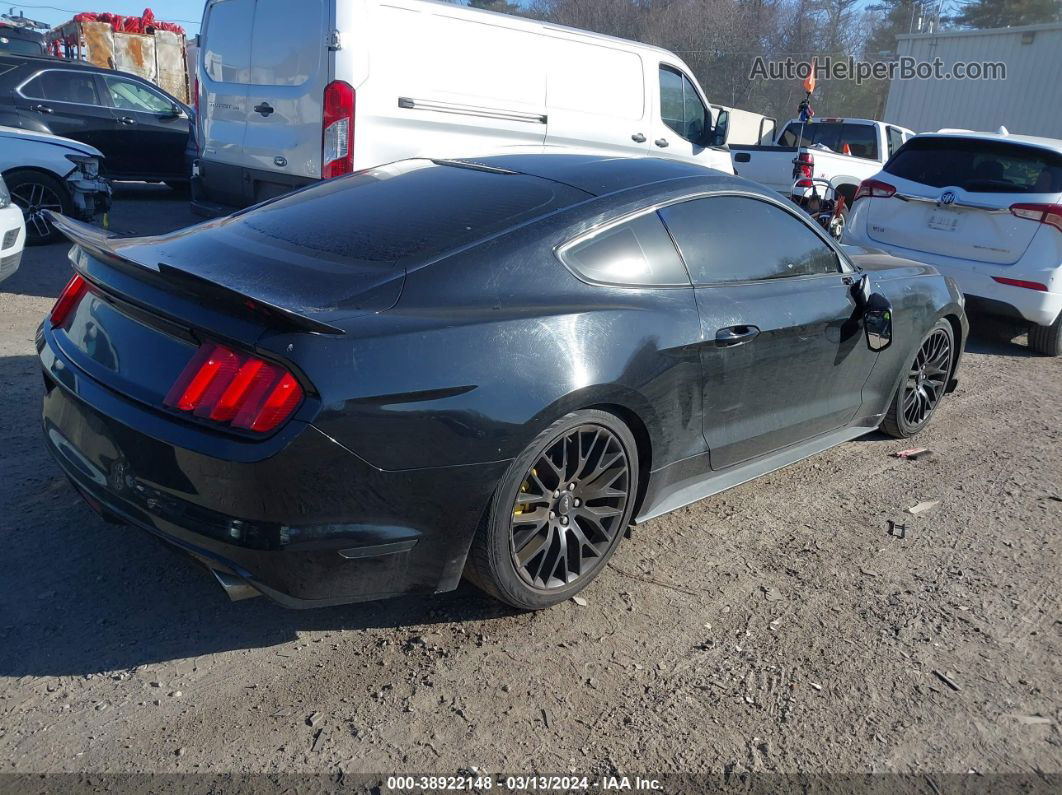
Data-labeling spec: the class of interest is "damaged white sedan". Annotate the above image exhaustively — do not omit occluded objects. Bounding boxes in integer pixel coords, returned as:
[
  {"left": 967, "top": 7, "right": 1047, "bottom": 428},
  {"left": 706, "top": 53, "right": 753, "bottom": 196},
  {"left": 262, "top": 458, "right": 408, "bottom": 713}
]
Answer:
[{"left": 0, "top": 125, "right": 110, "bottom": 245}]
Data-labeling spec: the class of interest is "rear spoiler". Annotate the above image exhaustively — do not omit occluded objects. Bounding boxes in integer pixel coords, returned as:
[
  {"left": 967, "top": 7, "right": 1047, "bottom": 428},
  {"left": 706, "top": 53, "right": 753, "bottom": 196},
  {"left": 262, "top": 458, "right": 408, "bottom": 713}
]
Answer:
[{"left": 47, "top": 212, "right": 345, "bottom": 336}]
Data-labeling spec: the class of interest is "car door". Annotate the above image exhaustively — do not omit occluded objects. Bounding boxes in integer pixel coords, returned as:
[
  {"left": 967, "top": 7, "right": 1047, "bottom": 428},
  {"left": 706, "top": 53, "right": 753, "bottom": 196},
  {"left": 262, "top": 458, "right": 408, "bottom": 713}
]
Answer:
[
  {"left": 13, "top": 68, "right": 116, "bottom": 155},
  {"left": 99, "top": 73, "right": 189, "bottom": 180},
  {"left": 658, "top": 193, "right": 879, "bottom": 471},
  {"left": 652, "top": 64, "right": 730, "bottom": 172}
]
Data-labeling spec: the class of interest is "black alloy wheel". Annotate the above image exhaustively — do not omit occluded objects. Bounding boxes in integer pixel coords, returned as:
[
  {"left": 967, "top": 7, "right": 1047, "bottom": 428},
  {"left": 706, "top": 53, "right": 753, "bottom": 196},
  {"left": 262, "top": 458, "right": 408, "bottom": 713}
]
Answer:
[
  {"left": 466, "top": 410, "right": 639, "bottom": 609},
  {"left": 882, "top": 320, "right": 954, "bottom": 438},
  {"left": 510, "top": 424, "right": 630, "bottom": 589},
  {"left": 6, "top": 170, "right": 72, "bottom": 244}
]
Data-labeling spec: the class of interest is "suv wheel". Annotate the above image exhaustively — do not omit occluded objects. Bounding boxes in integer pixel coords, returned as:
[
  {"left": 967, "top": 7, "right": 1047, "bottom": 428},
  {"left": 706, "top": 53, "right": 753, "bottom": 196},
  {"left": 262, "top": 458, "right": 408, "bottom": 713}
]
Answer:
[
  {"left": 1029, "top": 313, "right": 1061, "bottom": 357},
  {"left": 5, "top": 170, "right": 72, "bottom": 245}
]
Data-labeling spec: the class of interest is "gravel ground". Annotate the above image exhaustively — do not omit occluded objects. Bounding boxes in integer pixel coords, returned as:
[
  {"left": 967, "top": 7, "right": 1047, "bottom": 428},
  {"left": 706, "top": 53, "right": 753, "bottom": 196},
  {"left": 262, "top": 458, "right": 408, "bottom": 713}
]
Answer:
[{"left": 0, "top": 185, "right": 1059, "bottom": 783}]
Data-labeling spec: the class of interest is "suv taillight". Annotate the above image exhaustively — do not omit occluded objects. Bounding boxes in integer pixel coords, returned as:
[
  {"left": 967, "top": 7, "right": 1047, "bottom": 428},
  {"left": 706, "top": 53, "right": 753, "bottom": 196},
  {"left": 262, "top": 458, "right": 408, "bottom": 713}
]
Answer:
[
  {"left": 853, "top": 178, "right": 896, "bottom": 203},
  {"left": 50, "top": 273, "right": 89, "bottom": 328},
  {"left": 322, "top": 80, "right": 354, "bottom": 179},
  {"left": 1010, "top": 203, "right": 1062, "bottom": 234},
  {"left": 164, "top": 342, "right": 304, "bottom": 433}
]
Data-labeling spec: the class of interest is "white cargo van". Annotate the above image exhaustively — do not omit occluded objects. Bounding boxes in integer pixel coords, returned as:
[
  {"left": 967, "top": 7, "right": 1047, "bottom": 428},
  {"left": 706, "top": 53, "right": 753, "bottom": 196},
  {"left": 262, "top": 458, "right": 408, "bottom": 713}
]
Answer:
[{"left": 192, "top": 0, "right": 733, "bottom": 215}]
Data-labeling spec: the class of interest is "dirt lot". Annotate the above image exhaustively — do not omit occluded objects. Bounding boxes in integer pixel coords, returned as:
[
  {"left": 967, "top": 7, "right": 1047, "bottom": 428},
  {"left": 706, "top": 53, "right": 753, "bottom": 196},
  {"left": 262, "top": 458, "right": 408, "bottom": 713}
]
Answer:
[{"left": 0, "top": 185, "right": 1059, "bottom": 783}]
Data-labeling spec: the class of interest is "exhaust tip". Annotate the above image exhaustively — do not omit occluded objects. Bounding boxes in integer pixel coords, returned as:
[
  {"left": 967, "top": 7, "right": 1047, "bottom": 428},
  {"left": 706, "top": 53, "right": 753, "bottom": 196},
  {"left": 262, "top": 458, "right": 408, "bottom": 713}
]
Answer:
[{"left": 211, "top": 569, "right": 261, "bottom": 602}]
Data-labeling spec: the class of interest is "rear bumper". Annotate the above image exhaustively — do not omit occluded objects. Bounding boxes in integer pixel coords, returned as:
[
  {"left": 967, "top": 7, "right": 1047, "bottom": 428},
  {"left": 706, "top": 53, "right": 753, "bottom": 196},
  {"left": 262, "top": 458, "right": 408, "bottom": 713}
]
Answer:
[
  {"left": 845, "top": 219, "right": 1062, "bottom": 327},
  {"left": 38, "top": 328, "right": 507, "bottom": 608},
  {"left": 191, "top": 158, "right": 316, "bottom": 217}
]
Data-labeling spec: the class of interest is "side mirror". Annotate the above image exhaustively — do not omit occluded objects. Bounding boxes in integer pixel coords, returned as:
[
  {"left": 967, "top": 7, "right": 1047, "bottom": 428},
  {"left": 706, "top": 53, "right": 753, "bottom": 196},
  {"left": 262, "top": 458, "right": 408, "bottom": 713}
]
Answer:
[
  {"left": 864, "top": 292, "right": 893, "bottom": 352},
  {"left": 168, "top": 103, "right": 185, "bottom": 118}
]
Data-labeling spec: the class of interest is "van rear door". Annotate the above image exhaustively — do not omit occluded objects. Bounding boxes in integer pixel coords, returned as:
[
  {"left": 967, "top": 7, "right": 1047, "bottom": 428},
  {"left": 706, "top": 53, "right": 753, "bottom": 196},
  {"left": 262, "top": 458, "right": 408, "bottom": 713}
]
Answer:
[{"left": 200, "top": 0, "right": 332, "bottom": 204}]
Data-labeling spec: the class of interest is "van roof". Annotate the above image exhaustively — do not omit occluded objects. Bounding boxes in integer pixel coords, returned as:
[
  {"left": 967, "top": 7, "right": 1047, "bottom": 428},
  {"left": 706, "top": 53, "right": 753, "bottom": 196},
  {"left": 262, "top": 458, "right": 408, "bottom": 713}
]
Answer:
[{"left": 392, "top": 0, "right": 683, "bottom": 62}]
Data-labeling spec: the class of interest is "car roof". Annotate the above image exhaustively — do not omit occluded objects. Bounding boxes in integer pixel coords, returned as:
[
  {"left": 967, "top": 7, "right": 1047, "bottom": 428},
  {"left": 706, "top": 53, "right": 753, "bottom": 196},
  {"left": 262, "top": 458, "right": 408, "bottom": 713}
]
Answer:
[
  {"left": 915, "top": 130, "right": 1062, "bottom": 155},
  {"left": 450, "top": 154, "right": 760, "bottom": 199}
]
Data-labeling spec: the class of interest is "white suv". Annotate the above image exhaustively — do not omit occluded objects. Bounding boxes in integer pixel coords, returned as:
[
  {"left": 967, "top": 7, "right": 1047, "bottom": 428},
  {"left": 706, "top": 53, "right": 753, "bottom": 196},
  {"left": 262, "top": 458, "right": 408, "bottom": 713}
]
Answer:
[
  {"left": 0, "top": 173, "right": 26, "bottom": 283},
  {"left": 843, "top": 130, "right": 1062, "bottom": 355}
]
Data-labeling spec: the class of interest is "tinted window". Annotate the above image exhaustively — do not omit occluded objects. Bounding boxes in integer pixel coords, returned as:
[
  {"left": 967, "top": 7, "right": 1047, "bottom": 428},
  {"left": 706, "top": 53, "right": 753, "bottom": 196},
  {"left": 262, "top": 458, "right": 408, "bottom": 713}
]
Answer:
[
  {"left": 0, "top": 37, "right": 45, "bottom": 56},
  {"left": 660, "top": 196, "right": 840, "bottom": 283},
  {"left": 203, "top": 0, "right": 253, "bottom": 82},
  {"left": 21, "top": 70, "right": 101, "bottom": 105},
  {"left": 563, "top": 213, "right": 689, "bottom": 287},
  {"left": 887, "top": 127, "right": 905, "bottom": 158},
  {"left": 234, "top": 160, "right": 588, "bottom": 263},
  {"left": 659, "top": 67, "right": 707, "bottom": 144},
  {"left": 885, "top": 137, "right": 1062, "bottom": 194},
  {"left": 779, "top": 122, "right": 879, "bottom": 159},
  {"left": 104, "top": 76, "right": 173, "bottom": 112}
]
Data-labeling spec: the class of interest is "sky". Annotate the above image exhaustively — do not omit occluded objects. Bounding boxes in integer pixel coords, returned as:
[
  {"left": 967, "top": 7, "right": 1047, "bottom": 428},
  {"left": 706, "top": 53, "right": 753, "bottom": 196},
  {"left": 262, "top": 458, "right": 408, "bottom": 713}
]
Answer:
[{"left": 4, "top": 1, "right": 209, "bottom": 35}]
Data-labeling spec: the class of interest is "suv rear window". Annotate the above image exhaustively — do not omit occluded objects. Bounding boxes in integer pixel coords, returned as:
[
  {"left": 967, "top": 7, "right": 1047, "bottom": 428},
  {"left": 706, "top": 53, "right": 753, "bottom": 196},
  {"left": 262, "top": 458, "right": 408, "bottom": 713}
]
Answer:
[
  {"left": 233, "top": 160, "right": 589, "bottom": 263},
  {"left": 779, "top": 122, "right": 879, "bottom": 160},
  {"left": 884, "top": 137, "right": 1062, "bottom": 194}
]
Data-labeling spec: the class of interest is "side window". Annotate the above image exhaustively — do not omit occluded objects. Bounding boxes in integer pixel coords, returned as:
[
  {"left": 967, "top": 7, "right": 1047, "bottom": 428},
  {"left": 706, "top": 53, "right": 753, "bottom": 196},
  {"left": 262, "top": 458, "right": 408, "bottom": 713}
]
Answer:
[
  {"left": 561, "top": 212, "right": 690, "bottom": 287},
  {"left": 21, "top": 70, "right": 101, "bottom": 105},
  {"left": 659, "top": 66, "right": 707, "bottom": 144},
  {"left": 659, "top": 196, "right": 841, "bottom": 283},
  {"left": 103, "top": 76, "right": 173, "bottom": 113},
  {"left": 886, "top": 126, "right": 905, "bottom": 158}
]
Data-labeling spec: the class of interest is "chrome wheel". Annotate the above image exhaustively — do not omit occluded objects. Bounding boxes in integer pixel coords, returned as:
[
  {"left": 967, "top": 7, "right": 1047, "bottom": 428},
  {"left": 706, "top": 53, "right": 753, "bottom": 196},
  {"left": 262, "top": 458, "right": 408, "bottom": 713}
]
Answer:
[
  {"left": 901, "top": 327, "right": 951, "bottom": 427},
  {"left": 509, "top": 424, "right": 630, "bottom": 590},
  {"left": 11, "top": 180, "right": 64, "bottom": 242}
]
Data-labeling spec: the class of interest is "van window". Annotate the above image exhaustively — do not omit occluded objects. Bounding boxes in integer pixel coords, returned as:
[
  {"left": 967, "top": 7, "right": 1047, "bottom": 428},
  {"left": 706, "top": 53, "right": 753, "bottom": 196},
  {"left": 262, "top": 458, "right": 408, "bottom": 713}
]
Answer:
[
  {"left": 659, "top": 67, "right": 707, "bottom": 144},
  {"left": 21, "top": 70, "right": 101, "bottom": 105},
  {"left": 248, "top": 0, "right": 326, "bottom": 86},
  {"left": 203, "top": 0, "right": 253, "bottom": 83},
  {"left": 547, "top": 38, "right": 644, "bottom": 120},
  {"left": 562, "top": 213, "right": 690, "bottom": 287},
  {"left": 660, "top": 196, "right": 840, "bottom": 283},
  {"left": 885, "top": 137, "right": 1062, "bottom": 194}
]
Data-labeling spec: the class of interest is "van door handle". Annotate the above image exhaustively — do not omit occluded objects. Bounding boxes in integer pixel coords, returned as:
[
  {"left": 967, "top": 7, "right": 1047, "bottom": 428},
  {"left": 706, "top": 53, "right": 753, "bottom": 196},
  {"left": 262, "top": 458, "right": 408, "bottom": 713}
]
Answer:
[
  {"left": 631, "top": 132, "right": 646, "bottom": 143},
  {"left": 654, "top": 138, "right": 669, "bottom": 148},
  {"left": 31, "top": 104, "right": 53, "bottom": 114},
  {"left": 118, "top": 116, "right": 136, "bottom": 125},
  {"left": 715, "top": 325, "right": 760, "bottom": 347},
  {"left": 254, "top": 102, "right": 274, "bottom": 117}
]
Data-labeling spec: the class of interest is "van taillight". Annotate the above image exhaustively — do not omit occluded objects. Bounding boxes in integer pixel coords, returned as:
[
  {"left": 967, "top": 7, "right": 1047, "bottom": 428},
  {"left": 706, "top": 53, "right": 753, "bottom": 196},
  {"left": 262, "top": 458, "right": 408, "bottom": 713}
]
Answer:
[
  {"left": 322, "top": 80, "right": 354, "bottom": 179},
  {"left": 1010, "top": 203, "right": 1062, "bottom": 234},
  {"left": 164, "top": 342, "right": 304, "bottom": 433},
  {"left": 853, "top": 179, "right": 896, "bottom": 203},
  {"left": 50, "top": 273, "right": 89, "bottom": 328}
]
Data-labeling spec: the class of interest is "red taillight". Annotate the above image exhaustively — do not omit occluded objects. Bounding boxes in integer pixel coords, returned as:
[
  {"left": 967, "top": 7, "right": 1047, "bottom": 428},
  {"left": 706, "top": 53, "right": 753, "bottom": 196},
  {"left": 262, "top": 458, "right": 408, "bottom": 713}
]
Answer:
[
  {"left": 322, "top": 80, "right": 354, "bottom": 179},
  {"left": 793, "top": 151, "right": 813, "bottom": 180},
  {"left": 853, "top": 178, "right": 897, "bottom": 203},
  {"left": 1010, "top": 203, "right": 1062, "bottom": 234},
  {"left": 992, "top": 276, "right": 1048, "bottom": 292},
  {"left": 50, "top": 273, "right": 89, "bottom": 328},
  {"left": 164, "top": 342, "right": 304, "bottom": 433}
]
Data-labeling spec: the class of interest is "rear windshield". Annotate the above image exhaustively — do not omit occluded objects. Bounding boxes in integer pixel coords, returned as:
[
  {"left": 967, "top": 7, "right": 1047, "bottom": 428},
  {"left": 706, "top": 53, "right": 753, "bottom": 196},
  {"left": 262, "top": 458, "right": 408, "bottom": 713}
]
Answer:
[
  {"left": 778, "top": 122, "right": 879, "bottom": 160},
  {"left": 0, "top": 35, "right": 45, "bottom": 56},
  {"left": 232, "top": 160, "right": 589, "bottom": 263},
  {"left": 885, "top": 137, "right": 1062, "bottom": 194}
]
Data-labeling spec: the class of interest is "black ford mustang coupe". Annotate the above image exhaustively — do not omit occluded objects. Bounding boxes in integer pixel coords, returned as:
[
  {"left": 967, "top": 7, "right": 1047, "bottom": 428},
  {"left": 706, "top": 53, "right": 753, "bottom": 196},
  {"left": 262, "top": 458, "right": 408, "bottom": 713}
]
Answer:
[{"left": 39, "top": 155, "right": 967, "bottom": 610}]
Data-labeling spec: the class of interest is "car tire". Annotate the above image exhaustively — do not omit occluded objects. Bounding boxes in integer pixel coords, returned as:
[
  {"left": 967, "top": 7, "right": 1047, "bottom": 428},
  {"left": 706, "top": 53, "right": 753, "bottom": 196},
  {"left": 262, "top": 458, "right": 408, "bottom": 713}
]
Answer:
[
  {"left": 881, "top": 319, "right": 955, "bottom": 439},
  {"left": 465, "top": 409, "right": 639, "bottom": 610},
  {"left": 1028, "top": 313, "right": 1061, "bottom": 357},
  {"left": 5, "top": 169, "right": 73, "bottom": 245}
]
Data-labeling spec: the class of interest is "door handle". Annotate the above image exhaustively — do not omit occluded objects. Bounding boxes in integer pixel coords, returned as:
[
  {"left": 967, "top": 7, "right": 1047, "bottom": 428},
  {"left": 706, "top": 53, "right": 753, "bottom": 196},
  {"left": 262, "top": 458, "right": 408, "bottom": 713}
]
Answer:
[
  {"left": 118, "top": 116, "right": 136, "bottom": 125},
  {"left": 654, "top": 138, "right": 669, "bottom": 148},
  {"left": 631, "top": 132, "right": 646, "bottom": 143},
  {"left": 31, "top": 104, "right": 53, "bottom": 114},
  {"left": 254, "top": 102, "right": 274, "bottom": 117},
  {"left": 715, "top": 325, "right": 760, "bottom": 347}
]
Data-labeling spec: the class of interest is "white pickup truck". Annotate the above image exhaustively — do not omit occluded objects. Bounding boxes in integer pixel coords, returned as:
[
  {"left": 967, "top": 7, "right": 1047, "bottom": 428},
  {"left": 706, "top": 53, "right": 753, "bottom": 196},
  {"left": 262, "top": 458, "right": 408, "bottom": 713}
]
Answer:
[{"left": 730, "top": 117, "right": 915, "bottom": 207}]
